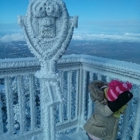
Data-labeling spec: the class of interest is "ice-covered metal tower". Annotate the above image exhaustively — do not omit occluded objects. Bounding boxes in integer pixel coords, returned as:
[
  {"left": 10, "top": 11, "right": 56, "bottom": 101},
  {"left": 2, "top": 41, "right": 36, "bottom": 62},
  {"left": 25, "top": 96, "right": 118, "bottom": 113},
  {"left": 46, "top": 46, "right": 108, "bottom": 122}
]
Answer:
[{"left": 18, "top": 0, "right": 78, "bottom": 139}]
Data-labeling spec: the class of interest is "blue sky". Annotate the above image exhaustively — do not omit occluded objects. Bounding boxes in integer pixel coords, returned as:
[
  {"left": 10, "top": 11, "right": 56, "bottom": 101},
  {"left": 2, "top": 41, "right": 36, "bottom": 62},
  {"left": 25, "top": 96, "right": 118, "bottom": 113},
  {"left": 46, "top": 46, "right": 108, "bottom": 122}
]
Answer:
[{"left": 0, "top": 0, "right": 140, "bottom": 42}]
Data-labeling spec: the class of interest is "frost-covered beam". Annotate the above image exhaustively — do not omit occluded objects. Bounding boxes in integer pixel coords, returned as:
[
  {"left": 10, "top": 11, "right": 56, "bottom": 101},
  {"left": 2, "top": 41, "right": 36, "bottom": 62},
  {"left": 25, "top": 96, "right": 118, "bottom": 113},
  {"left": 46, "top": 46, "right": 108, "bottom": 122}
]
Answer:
[
  {"left": 81, "top": 70, "right": 87, "bottom": 121},
  {"left": 17, "top": 76, "right": 26, "bottom": 135},
  {"left": 132, "top": 86, "right": 140, "bottom": 140},
  {"left": 5, "top": 77, "right": 14, "bottom": 135},
  {"left": 75, "top": 70, "right": 79, "bottom": 120},
  {"left": 0, "top": 58, "right": 39, "bottom": 78},
  {"left": 67, "top": 70, "right": 72, "bottom": 122},
  {"left": 121, "top": 101, "right": 131, "bottom": 140},
  {"left": 59, "top": 55, "right": 140, "bottom": 79},
  {"left": 1, "top": 54, "right": 140, "bottom": 83},
  {"left": 0, "top": 95, "right": 3, "bottom": 134},
  {"left": 60, "top": 55, "right": 140, "bottom": 84},
  {"left": 87, "top": 72, "right": 94, "bottom": 119},
  {"left": 29, "top": 74, "right": 36, "bottom": 131},
  {"left": 0, "top": 58, "right": 39, "bottom": 69}
]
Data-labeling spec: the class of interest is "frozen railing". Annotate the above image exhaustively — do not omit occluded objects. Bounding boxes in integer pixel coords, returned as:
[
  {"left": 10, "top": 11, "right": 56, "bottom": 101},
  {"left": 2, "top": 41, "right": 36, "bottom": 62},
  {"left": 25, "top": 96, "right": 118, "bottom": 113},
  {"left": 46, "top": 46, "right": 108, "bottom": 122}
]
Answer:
[
  {"left": 0, "top": 54, "right": 140, "bottom": 140},
  {"left": 0, "top": 58, "right": 41, "bottom": 140}
]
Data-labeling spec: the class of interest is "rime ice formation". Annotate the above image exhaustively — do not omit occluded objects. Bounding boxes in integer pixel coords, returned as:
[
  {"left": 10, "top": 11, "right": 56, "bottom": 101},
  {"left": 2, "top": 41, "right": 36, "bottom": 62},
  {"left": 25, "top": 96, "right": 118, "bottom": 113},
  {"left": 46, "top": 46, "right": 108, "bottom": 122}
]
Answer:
[
  {"left": 0, "top": 55, "right": 140, "bottom": 139},
  {"left": 18, "top": 0, "right": 78, "bottom": 140},
  {"left": 18, "top": 0, "right": 78, "bottom": 77}
]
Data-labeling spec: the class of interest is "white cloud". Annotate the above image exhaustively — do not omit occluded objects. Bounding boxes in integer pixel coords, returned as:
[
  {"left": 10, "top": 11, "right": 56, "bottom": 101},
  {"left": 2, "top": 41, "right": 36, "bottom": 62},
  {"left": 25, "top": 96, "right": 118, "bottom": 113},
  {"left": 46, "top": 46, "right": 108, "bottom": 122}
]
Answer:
[
  {"left": 72, "top": 33, "right": 140, "bottom": 42},
  {"left": 0, "top": 33, "right": 25, "bottom": 42},
  {"left": 0, "top": 32, "right": 140, "bottom": 43},
  {"left": 124, "top": 33, "right": 140, "bottom": 37}
]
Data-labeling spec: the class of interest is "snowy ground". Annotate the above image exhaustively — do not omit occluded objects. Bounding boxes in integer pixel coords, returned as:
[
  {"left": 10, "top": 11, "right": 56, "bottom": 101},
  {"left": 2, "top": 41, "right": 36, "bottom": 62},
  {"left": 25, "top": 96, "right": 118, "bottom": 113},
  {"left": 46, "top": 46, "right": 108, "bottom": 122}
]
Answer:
[{"left": 57, "top": 131, "right": 88, "bottom": 140}]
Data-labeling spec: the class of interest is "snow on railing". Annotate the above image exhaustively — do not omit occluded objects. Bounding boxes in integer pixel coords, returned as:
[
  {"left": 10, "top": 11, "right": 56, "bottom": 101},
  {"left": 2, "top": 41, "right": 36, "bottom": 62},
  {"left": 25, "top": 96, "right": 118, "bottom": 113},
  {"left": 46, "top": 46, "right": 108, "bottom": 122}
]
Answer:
[
  {"left": 0, "top": 55, "right": 140, "bottom": 140},
  {"left": 0, "top": 58, "right": 41, "bottom": 140},
  {"left": 58, "top": 55, "right": 140, "bottom": 140}
]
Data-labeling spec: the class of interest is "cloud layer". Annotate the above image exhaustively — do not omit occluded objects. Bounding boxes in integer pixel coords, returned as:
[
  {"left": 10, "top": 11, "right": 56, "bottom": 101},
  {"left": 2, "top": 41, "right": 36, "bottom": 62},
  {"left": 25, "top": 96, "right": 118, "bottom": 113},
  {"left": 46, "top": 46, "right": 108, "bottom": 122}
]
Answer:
[
  {"left": 0, "top": 33, "right": 25, "bottom": 42},
  {"left": 0, "top": 32, "right": 140, "bottom": 42},
  {"left": 72, "top": 33, "right": 140, "bottom": 42}
]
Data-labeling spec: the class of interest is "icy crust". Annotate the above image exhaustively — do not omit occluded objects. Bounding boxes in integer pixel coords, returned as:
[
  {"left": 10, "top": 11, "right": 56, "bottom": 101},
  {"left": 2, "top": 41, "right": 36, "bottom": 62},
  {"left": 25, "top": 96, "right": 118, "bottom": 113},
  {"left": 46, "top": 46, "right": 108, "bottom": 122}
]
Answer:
[
  {"left": 0, "top": 55, "right": 140, "bottom": 140},
  {"left": 18, "top": 0, "right": 78, "bottom": 78},
  {"left": 0, "top": 57, "right": 39, "bottom": 69},
  {"left": 18, "top": 0, "right": 78, "bottom": 62},
  {"left": 1, "top": 54, "right": 140, "bottom": 77},
  {"left": 60, "top": 54, "right": 140, "bottom": 70},
  {"left": 59, "top": 54, "right": 140, "bottom": 77}
]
